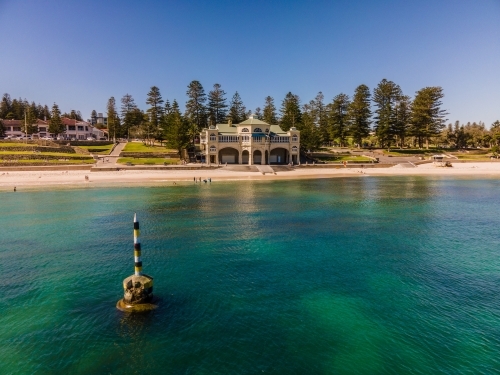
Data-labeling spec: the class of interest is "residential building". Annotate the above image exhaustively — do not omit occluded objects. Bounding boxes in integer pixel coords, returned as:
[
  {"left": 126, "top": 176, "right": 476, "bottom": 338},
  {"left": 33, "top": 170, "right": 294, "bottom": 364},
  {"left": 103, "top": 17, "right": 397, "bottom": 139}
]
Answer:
[{"left": 2, "top": 118, "right": 106, "bottom": 140}]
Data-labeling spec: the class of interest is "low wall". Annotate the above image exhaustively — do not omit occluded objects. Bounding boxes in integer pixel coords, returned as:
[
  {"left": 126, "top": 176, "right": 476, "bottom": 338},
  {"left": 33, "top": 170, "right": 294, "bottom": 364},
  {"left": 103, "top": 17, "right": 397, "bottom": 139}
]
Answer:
[
  {"left": 298, "top": 163, "right": 396, "bottom": 169},
  {"left": 55, "top": 141, "right": 115, "bottom": 147},
  {"left": 91, "top": 165, "right": 221, "bottom": 172}
]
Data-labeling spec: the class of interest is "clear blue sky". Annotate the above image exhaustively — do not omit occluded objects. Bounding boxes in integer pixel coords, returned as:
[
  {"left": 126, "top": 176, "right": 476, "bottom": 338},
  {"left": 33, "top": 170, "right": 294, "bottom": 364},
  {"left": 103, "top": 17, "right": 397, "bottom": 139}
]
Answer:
[{"left": 0, "top": 0, "right": 499, "bottom": 126}]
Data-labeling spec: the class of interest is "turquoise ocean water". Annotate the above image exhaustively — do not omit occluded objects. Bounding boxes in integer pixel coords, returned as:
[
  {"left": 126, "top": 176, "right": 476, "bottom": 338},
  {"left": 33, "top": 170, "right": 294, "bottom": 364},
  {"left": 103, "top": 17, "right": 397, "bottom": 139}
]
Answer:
[{"left": 1, "top": 177, "right": 499, "bottom": 374}]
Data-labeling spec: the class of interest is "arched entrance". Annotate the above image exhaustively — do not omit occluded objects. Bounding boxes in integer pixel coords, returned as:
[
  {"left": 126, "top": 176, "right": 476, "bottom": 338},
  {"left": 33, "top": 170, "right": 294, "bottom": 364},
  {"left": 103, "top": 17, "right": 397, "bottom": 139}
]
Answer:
[
  {"left": 219, "top": 147, "right": 239, "bottom": 164},
  {"left": 265, "top": 150, "right": 269, "bottom": 165},
  {"left": 253, "top": 150, "right": 262, "bottom": 165},
  {"left": 291, "top": 146, "right": 298, "bottom": 164},
  {"left": 242, "top": 150, "right": 249, "bottom": 164},
  {"left": 270, "top": 148, "right": 288, "bottom": 164}
]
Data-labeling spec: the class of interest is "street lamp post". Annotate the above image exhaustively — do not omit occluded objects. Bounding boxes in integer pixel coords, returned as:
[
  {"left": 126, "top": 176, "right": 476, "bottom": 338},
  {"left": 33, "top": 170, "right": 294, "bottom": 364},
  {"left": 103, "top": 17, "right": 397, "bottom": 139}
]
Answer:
[{"left": 24, "top": 109, "right": 27, "bottom": 144}]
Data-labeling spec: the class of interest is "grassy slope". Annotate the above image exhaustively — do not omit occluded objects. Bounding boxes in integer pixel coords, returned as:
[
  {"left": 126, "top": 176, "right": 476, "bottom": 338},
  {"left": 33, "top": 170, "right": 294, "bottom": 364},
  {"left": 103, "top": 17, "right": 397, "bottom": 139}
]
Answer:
[
  {"left": 0, "top": 143, "right": 94, "bottom": 164},
  {"left": 122, "top": 143, "right": 175, "bottom": 153},
  {"left": 8, "top": 159, "right": 95, "bottom": 164},
  {"left": 0, "top": 142, "right": 33, "bottom": 147},
  {"left": 76, "top": 144, "right": 114, "bottom": 155},
  {"left": 117, "top": 158, "right": 179, "bottom": 165},
  {"left": 0, "top": 151, "right": 90, "bottom": 157}
]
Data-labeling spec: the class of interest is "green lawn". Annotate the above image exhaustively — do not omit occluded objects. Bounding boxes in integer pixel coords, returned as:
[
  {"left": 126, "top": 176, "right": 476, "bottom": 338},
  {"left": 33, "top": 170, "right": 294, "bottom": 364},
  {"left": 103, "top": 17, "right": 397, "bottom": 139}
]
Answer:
[
  {"left": 0, "top": 159, "right": 95, "bottom": 165},
  {"left": 0, "top": 142, "right": 34, "bottom": 147},
  {"left": 454, "top": 155, "right": 493, "bottom": 160},
  {"left": 122, "top": 143, "right": 174, "bottom": 153},
  {"left": 383, "top": 149, "right": 443, "bottom": 156},
  {"left": 0, "top": 151, "right": 85, "bottom": 157},
  {"left": 77, "top": 144, "right": 114, "bottom": 154},
  {"left": 117, "top": 157, "right": 180, "bottom": 165}
]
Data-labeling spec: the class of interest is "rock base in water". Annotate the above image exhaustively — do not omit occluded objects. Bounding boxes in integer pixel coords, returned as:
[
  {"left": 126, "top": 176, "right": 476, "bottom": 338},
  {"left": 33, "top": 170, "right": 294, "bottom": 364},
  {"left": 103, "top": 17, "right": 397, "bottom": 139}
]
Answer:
[
  {"left": 116, "top": 298, "right": 158, "bottom": 312},
  {"left": 117, "top": 273, "right": 157, "bottom": 312}
]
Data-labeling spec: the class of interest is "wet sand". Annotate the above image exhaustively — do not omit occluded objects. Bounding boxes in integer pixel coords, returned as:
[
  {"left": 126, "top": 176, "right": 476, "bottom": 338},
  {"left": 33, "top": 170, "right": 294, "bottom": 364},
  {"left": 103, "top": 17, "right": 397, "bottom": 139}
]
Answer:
[{"left": 1, "top": 162, "right": 500, "bottom": 190}]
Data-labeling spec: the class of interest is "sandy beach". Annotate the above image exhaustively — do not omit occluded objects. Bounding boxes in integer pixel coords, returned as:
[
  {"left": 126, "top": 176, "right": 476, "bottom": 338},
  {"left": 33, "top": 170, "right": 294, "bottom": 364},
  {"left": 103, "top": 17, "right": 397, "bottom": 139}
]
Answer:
[{"left": 0, "top": 162, "right": 499, "bottom": 189}]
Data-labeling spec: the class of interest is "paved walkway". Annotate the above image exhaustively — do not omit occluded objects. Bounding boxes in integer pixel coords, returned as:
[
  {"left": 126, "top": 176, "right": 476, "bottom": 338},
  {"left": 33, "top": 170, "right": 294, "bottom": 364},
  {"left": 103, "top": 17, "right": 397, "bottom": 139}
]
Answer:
[
  {"left": 109, "top": 142, "right": 126, "bottom": 156},
  {"left": 93, "top": 142, "right": 125, "bottom": 167}
]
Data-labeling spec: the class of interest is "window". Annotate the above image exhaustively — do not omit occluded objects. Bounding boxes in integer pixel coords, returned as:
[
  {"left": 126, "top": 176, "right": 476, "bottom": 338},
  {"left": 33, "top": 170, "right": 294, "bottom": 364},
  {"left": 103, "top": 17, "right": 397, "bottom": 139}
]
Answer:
[
  {"left": 219, "top": 135, "right": 239, "bottom": 142},
  {"left": 209, "top": 145, "right": 216, "bottom": 153},
  {"left": 68, "top": 126, "right": 75, "bottom": 131},
  {"left": 271, "top": 136, "right": 290, "bottom": 143},
  {"left": 210, "top": 133, "right": 216, "bottom": 141},
  {"left": 241, "top": 135, "right": 250, "bottom": 142},
  {"left": 254, "top": 128, "right": 262, "bottom": 133},
  {"left": 241, "top": 128, "right": 249, "bottom": 132},
  {"left": 77, "top": 126, "right": 84, "bottom": 131},
  {"left": 292, "top": 146, "right": 298, "bottom": 152},
  {"left": 292, "top": 135, "right": 298, "bottom": 142},
  {"left": 13, "top": 127, "right": 21, "bottom": 131},
  {"left": 265, "top": 129, "right": 269, "bottom": 133}
]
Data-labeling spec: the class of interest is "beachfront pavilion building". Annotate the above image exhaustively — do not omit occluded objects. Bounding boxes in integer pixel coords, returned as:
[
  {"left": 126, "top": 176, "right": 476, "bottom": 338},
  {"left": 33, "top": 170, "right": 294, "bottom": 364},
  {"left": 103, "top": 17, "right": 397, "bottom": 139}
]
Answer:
[{"left": 200, "top": 115, "right": 300, "bottom": 165}]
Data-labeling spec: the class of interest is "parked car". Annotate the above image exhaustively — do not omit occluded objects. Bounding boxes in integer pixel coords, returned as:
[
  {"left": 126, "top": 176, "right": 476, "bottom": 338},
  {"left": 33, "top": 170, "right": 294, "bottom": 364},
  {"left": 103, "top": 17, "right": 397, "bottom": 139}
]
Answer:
[
  {"left": 42, "top": 136, "right": 53, "bottom": 140},
  {"left": 86, "top": 137, "right": 95, "bottom": 141}
]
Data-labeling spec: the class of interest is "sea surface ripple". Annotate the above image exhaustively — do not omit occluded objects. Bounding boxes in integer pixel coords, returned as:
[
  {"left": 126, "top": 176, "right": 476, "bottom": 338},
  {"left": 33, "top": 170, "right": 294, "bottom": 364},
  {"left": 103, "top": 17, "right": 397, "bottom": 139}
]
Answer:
[{"left": 0, "top": 177, "right": 499, "bottom": 374}]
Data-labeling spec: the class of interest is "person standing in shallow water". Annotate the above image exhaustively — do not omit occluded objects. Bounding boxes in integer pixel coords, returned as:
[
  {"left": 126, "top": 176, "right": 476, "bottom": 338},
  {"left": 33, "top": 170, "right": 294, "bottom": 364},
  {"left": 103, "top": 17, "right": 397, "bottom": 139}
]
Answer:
[{"left": 14, "top": 187, "right": 16, "bottom": 192}]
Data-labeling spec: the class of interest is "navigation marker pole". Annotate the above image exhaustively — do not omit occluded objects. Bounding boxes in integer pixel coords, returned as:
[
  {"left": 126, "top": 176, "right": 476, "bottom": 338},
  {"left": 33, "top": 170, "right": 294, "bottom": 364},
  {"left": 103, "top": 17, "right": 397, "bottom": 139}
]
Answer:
[
  {"left": 117, "top": 213, "right": 157, "bottom": 312},
  {"left": 134, "top": 213, "right": 142, "bottom": 276}
]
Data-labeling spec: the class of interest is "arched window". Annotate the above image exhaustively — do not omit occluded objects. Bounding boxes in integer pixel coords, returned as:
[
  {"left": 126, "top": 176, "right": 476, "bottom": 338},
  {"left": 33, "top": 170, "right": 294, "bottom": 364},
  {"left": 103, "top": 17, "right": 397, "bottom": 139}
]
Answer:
[
  {"left": 210, "top": 133, "right": 216, "bottom": 141},
  {"left": 241, "top": 128, "right": 249, "bottom": 132},
  {"left": 292, "top": 146, "right": 298, "bottom": 152},
  {"left": 292, "top": 135, "right": 298, "bottom": 142},
  {"left": 209, "top": 145, "right": 216, "bottom": 153},
  {"left": 254, "top": 128, "right": 262, "bottom": 133},
  {"left": 265, "top": 129, "right": 269, "bottom": 133}
]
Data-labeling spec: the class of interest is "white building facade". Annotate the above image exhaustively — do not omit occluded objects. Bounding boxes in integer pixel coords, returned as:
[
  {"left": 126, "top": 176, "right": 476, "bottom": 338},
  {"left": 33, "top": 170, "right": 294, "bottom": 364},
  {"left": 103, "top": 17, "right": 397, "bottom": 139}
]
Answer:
[
  {"left": 2, "top": 118, "right": 105, "bottom": 140},
  {"left": 200, "top": 116, "right": 300, "bottom": 165}
]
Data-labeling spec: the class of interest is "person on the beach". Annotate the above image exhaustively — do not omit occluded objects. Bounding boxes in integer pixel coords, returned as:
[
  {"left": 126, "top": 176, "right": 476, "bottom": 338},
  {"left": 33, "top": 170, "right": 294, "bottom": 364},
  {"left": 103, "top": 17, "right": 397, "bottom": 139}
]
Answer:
[{"left": 14, "top": 187, "right": 16, "bottom": 192}]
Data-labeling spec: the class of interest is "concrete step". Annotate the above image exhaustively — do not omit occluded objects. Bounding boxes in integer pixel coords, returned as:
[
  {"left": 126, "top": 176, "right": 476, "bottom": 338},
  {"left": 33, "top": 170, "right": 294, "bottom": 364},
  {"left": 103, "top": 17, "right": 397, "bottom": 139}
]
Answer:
[
  {"left": 223, "top": 165, "right": 259, "bottom": 172},
  {"left": 256, "top": 165, "right": 275, "bottom": 174},
  {"left": 393, "top": 162, "right": 417, "bottom": 168},
  {"left": 270, "top": 165, "right": 294, "bottom": 172}
]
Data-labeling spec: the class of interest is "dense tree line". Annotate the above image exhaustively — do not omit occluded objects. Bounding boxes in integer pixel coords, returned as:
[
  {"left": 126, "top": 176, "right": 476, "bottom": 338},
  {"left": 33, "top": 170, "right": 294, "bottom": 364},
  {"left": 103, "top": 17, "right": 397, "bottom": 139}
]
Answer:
[
  {"left": 3, "top": 79, "right": 499, "bottom": 154},
  {"left": 0, "top": 93, "right": 83, "bottom": 122},
  {"left": 99, "top": 79, "right": 500, "bottom": 154}
]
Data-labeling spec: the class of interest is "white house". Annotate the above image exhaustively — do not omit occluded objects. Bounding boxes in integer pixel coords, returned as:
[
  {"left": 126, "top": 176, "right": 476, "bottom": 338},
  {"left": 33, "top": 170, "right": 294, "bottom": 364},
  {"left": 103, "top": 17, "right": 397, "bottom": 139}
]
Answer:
[{"left": 2, "top": 118, "right": 106, "bottom": 140}]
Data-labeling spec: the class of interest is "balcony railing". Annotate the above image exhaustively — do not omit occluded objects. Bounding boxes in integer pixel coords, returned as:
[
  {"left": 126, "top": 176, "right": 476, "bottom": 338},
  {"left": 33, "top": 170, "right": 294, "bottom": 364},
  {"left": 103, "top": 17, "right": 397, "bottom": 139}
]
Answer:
[{"left": 215, "top": 135, "right": 292, "bottom": 143}]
